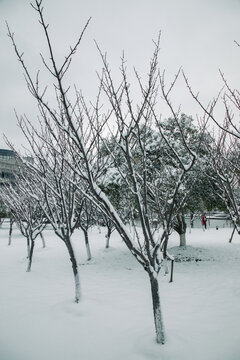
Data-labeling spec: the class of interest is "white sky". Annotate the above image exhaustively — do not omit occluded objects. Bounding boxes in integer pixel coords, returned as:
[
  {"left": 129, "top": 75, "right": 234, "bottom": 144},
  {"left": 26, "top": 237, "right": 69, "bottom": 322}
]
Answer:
[{"left": 0, "top": 0, "right": 240, "bottom": 150}]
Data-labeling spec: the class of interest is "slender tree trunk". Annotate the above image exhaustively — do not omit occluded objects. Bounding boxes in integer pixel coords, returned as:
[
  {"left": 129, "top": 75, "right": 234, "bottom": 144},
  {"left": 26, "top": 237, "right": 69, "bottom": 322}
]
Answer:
[
  {"left": 105, "top": 227, "right": 111, "bottom": 248},
  {"left": 161, "top": 231, "right": 169, "bottom": 259},
  {"left": 8, "top": 218, "right": 13, "bottom": 246},
  {"left": 83, "top": 229, "right": 92, "bottom": 260},
  {"left": 190, "top": 213, "right": 194, "bottom": 228},
  {"left": 65, "top": 238, "right": 81, "bottom": 303},
  {"left": 26, "top": 237, "right": 35, "bottom": 272},
  {"left": 26, "top": 236, "right": 30, "bottom": 258},
  {"left": 40, "top": 232, "right": 46, "bottom": 248},
  {"left": 169, "top": 259, "right": 174, "bottom": 283},
  {"left": 148, "top": 271, "right": 165, "bottom": 344},
  {"left": 163, "top": 257, "right": 169, "bottom": 275},
  {"left": 229, "top": 226, "right": 236, "bottom": 243}
]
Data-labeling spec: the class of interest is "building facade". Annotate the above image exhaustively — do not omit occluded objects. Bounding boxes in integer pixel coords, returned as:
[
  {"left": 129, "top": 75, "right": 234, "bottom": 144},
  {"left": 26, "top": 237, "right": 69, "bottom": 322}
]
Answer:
[
  {"left": 0, "top": 149, "right": 18, "bottom": 184},
  {"left": 0, "top": 149, "right": 24, "bottom": 186}
]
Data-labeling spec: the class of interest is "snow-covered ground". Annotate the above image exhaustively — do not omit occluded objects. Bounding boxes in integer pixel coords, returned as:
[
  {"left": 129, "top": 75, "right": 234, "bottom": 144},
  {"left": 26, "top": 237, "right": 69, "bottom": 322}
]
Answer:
[{"left": 0, "top": 221, "right": 240, "bottom": 360}]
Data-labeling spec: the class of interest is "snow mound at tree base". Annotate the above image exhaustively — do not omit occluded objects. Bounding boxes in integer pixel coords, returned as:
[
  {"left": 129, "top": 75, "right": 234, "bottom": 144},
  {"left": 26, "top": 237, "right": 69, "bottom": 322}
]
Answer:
[{"left": 169, "top": 245, "right": 213, "bottom": 262}]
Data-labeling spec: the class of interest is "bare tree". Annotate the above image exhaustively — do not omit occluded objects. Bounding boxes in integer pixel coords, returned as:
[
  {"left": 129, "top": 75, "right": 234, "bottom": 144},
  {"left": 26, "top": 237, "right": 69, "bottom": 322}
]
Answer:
[
  {"left": 102, "top": 214, "right": 115, "bottom": 249},
  {"left": 0, "top": 202, "right": 7, "bottom": 228},
  {"left": 0, "top": 191, "right": 15, "bottom": 244},
  {"left": 17, "top": 123, "right": 84, "bottom": 302},
  {"left": 92, "top": 50, "right": 198, "bottom": 342},
  {"left": 0, "top": 171, "right": 46, "bottom": 271},
  {"left": 8, "top": 214, "right": 15, "bottom": 246},
  {"left": 184, "top": 46, "right": 240, "bottom": 241},
  {"left": 75, "top": 196, "right": 96, "bottom": 261},
  {"left": 207, "top": 129, "right": 240, "bottom": 238},
  {"left": 8, "top": 1, "right": 200, "bottom": 343},
  {"left": 183, "top": 67, "right": 240, "bottom": 140}
]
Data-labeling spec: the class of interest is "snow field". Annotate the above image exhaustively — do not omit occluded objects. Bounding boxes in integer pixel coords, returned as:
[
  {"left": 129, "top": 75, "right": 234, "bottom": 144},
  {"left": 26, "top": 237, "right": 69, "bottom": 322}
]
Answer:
[{"left": 0, "top": 222, "right": 240, "bottom": 360}]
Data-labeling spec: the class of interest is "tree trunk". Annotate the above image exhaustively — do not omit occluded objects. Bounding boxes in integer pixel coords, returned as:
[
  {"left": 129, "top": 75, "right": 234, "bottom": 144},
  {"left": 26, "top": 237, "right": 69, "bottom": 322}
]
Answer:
[
  {"left": 40, "top": 232, "right": 46, "bottom": 248},
  {"left": 148, "top": 271, "right": 165, "bottom": 344},
  {"left": 173, "top": 213, "right": 187, "bottom": 247},
  {"left": 8, "top": 218, "right": 13, "bottom": 246},
  {"left": 169, "top": 259, "right": 174, "bottom": 283},
  {"left": 229, "top": 226, "right": 236, "bottom": 243},
  {"left": 180, "top": 233, "right": 186, "bottom": 247},
  {"left": 26, "top": 237, "right": 35, "bottom": 272},
  {"left": 26, "top": 236, "right": 30, "bottom": 258},
  {"left": 83, "top": 229, "right": 92, "bottom": 261},
  {"left": 65, "top": 238, "right": 81, "bottom": 303},
  {"left": 163, "top": 258, "right": 169, "bottom": 275},
  {"left": 161, "top": 231, "right": 169, "bottom": 259},
  {"left": 105, "top": 227, "right": 111, "bottom": 248},
  {"left": 190, "top": 213, "right": 194, "bottom": 228}
]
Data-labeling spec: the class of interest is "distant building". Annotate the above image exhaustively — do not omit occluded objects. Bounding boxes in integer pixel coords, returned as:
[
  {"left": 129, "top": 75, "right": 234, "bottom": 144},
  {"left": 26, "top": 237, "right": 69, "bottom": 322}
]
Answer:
[{"left": 0, "top": 148, "right": 32, "bottom": 186}]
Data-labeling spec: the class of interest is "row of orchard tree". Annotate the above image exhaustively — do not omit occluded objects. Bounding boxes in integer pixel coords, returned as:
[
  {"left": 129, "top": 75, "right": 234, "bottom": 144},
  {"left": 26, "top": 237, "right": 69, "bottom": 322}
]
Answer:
[{"left": 0, "top": 0, "right": 240, "bottom": 345}]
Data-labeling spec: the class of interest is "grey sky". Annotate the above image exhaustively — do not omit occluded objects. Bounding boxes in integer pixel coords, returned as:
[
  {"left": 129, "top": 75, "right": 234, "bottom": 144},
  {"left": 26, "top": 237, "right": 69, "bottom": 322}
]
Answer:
[{"left": 0, "top": 0, "right": 240, "bottom": 150}]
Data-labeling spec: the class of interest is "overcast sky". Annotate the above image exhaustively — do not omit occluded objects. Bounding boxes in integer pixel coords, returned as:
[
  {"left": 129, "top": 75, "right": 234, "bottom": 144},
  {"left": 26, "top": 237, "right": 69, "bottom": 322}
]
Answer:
[{"left": 0, "top": 0, "right": 240, "bottom": 150}]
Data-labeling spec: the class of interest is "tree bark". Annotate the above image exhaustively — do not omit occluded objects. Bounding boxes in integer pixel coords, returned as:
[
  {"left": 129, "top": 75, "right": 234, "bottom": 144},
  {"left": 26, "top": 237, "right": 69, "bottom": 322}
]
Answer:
[
  {"left": 148, "top": 271, "right": 165, "bottom": 344},
  {"left": 180, "top": 233, "right": 186, "bottom": 247},
  {"left": 229, "top": 226, "right": 236, "bottom": 243},
  {"left": 163, "top": 258, "right": 169, "bottom": 275},
  {"left": 83, "top": 229, "right": 92, "bottom": 260},
  {"left": 26, "top": 238, "right": 35, "bottom": 272},
  {"left": 105, "top": 227, "right": 111, "bottom": 248},
  {"left": 169, "top": 260, "right": 174, "bottom": 283},
  {"left": 8, "top": 218, "right": 13, "bottom": 246},
  {"left": 65, "top": 238, "right": 81, "bottom": 303},
  {"left": 26, "top": 236, "right": 30, "bottom": 259},
  {"left": 173, "top": 213, "right": 187, "bottom": 247},
  {"left": 40, "top": 232, "right": 46, "bottom": 248}
]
